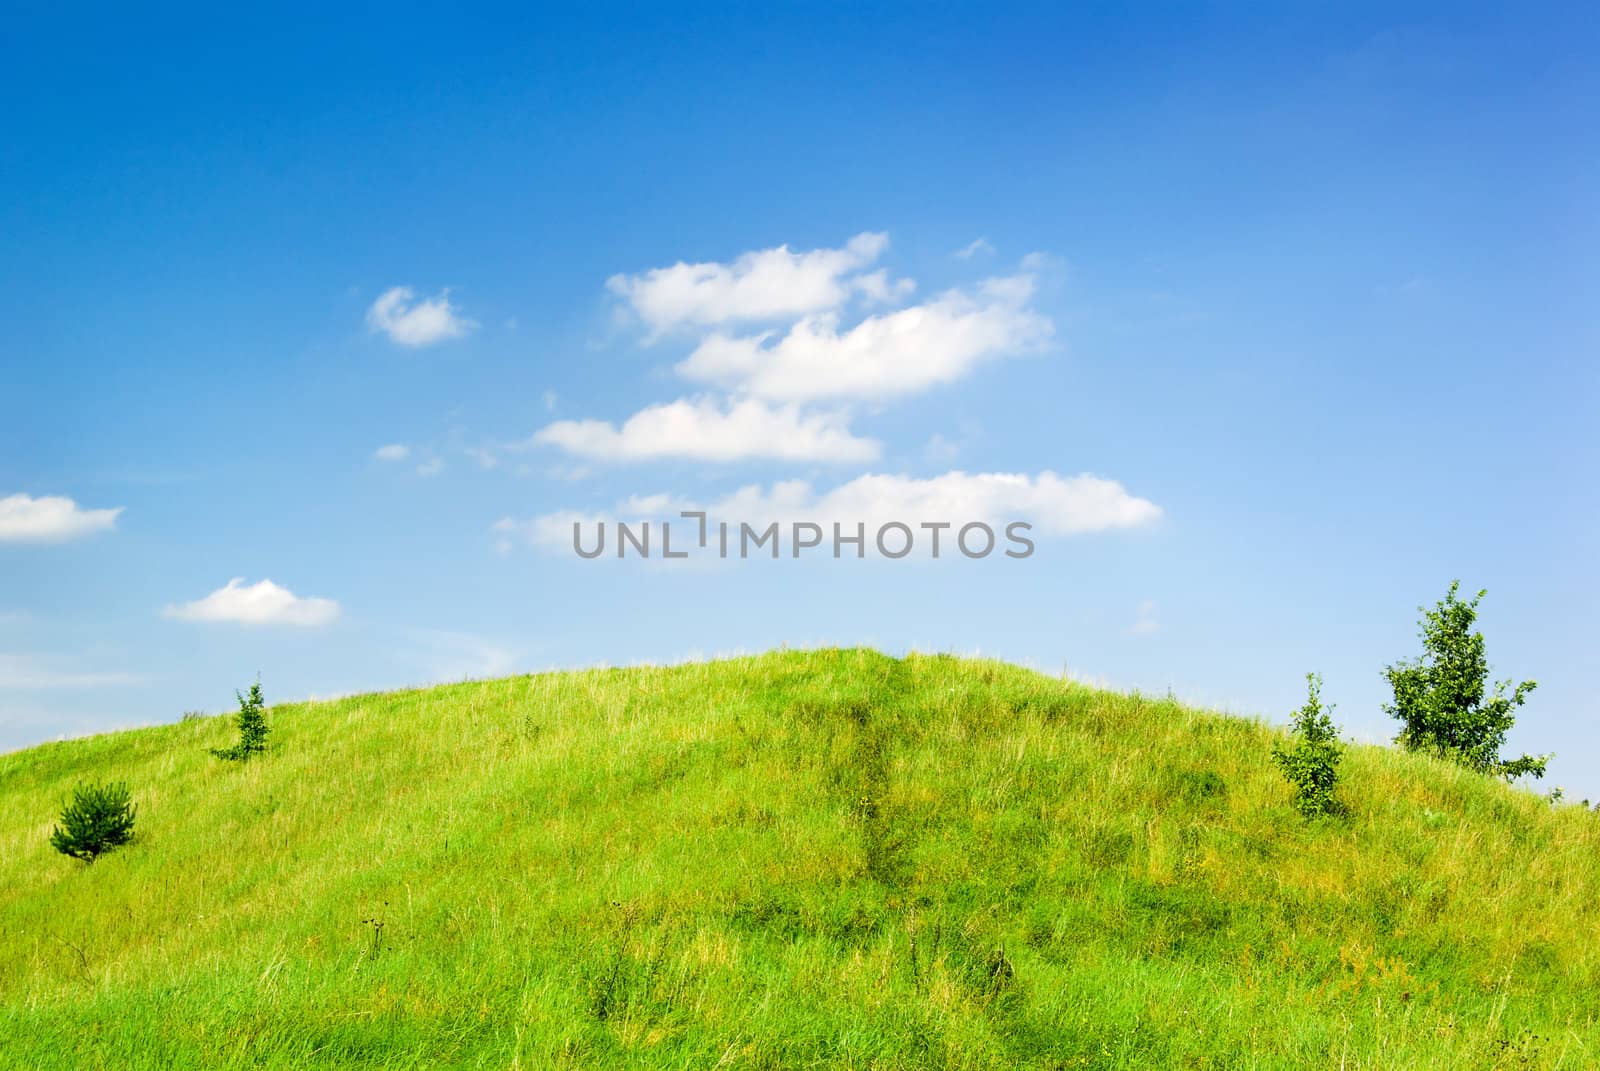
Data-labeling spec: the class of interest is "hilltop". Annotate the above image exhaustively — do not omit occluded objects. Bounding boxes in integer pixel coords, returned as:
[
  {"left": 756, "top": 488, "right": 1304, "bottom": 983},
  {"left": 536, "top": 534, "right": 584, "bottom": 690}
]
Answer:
[{"left": 0, "top": 648, "right": 1596, "bottom": 1069}]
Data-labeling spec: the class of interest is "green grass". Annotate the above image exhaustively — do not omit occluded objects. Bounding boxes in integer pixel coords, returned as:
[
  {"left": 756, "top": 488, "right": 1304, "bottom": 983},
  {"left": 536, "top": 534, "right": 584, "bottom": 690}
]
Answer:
[{"left": 1, "top": 648, "right": 1596, "bottom": 1069}]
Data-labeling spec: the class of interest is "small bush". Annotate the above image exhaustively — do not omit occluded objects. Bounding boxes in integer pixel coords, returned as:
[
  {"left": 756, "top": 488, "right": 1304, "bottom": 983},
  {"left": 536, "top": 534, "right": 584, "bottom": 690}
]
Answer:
[
  {"left": 212, "top": 679, "right": 270, "bottom": 761},
  {"left": 50, "top": 781, "right": 137, "bottom": 862},
  {"left": 1272, "top": 674, "right": 1344, "bottom": 818}
]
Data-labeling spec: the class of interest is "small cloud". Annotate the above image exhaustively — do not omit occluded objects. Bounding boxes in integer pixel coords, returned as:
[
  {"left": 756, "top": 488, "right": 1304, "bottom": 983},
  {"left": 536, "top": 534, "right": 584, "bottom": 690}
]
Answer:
[
  {"left": 1129, "top": 600, "right": 1160, "bottom": 636},
  {"left": 366, "top": 286, "right": 477, "bottom": 347},
  {"left": 542, "top": 390, "right": 559, "bottom": 412},
  {"left": 464, "top": 446, "right": 499, "bottom": 470},
  {"left": 0, "top": 493, "right": 123, "bottom": 543},
  {"left": 374, "top": 443, "right": 411, "bottom": 462},
  {"left": 416, "top": 457, "right": 445, "bottom": 477},
  {"left": 678, "top": 273, "right": 1052, "bottom": 404},
  {"left": 530, "top": 397, "right": 880, "bottom": 464},
  {"left": 165, "top": 578, "right": 340, "bottom": 627},
  {"left": 954, "top": 237, "right": 994, "bottom": 260},
  {"left": 607, "top": 232, "right": 898, "bottom": 335}
]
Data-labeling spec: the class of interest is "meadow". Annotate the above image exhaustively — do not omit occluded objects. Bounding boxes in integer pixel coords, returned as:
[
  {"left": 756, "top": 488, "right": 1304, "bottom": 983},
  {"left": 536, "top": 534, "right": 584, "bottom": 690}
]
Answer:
[{"left": 0, "top": 648, "right": 1595, "bottom": 1069}]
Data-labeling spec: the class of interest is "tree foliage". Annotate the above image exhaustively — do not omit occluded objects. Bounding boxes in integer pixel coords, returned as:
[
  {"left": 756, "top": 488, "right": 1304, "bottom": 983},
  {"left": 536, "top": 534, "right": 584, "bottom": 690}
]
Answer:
[
  {"left": 1384, "top": 581, "right": 1547, "bottom": 780},
  {"left": 212, "top": 679, "right": 271, "bottom": 761},
  {"left": 49, "top": 781, "right": 137, "bottom": 862},
  {"left": 1272, "top": 673, "right": 1344, "bottom": 817}
]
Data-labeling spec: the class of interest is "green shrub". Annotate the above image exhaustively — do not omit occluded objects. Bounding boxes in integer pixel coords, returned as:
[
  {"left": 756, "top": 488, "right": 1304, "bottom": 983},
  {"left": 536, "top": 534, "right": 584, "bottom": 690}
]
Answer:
[
  {"left": 1272, "top": 674, "right": 1344, "bottom": 818},
  {"left": 212, "top": 679, "right": 271, "bottom": 761},
  {"left": 49, "top": 781, "right": 137, "bottom": 862},
  {"left": 1384, "top": 582, "right": 1548, "bottom": 780}
]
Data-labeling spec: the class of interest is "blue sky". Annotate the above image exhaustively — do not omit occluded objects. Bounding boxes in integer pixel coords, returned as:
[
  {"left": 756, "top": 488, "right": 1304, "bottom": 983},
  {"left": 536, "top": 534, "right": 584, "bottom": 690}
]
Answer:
[{"left": 3, "top": 4, "right": 1596, "bottom": 793}]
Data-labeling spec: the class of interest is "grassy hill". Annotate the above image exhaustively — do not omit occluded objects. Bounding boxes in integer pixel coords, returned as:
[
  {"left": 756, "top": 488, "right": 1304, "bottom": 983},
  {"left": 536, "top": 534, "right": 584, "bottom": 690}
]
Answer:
[{"left": 1, "top": 648, "right": 1596, "bottom": 1069}]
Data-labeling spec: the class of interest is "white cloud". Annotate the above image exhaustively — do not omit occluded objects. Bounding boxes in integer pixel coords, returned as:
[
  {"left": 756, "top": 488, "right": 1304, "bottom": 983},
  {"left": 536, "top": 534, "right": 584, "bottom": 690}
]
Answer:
[
  {"left": 164, "top": 578, "right": 340, "bottom": 627},
  {"left": 765, "top": 471, "right": 1162, "bottom": 535},
  {"left": 498, "top": 469, "right": 1161, "bottom": 554},
  {"left": 1130, "top": 600, "right": 1161, "bottom": 636},
  {"left": 532, "top": 397, "right": 880, "bottom": 463},
  {"left": 0, "top": 493, "right": 123, "bottom": 543},
  {"left": 677, "top": 273, "right": 1051, "bottom": 403},
  {"left": 607, "top": 232, "right": 901, "bottom": 334},
  {"left": 373, "top": 443, "right": 449, "bottom": 474},
  {"left": 851, "top": 269, "right": 916, "bottom": 305},
  {"left": 366, "top": 286, "right": 476, "bottom": 347},
  {"left": 0, "top": 653, "right": 143, "bottom": 689},
  {"left": 954, "top": 237, "right": 995, "bottom": 259}
]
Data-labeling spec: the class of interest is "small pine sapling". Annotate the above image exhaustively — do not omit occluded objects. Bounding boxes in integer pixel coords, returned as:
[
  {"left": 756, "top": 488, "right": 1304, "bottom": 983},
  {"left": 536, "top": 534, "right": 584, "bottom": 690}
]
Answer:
[{"left": 50, "top": 781, "right": 137, "bottom": 862}]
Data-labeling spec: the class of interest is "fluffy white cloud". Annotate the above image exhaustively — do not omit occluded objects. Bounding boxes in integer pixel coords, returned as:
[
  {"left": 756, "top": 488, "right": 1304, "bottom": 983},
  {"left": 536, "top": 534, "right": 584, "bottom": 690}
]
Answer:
[
  {"left": 374, "top": 443, "right": 410, "bottom": 462},
  {"left": 536, "top": 236, "right": 1056, "bottom": 470},
  {"left": 165, "top": 578, "right": 340, "bottom": 627},
  {"left": 0, "top": 493, "right": 122, "bottom": 543},
  {"left": 366, "top": 286, "right": 476, "bottom": 347},
  {"left": 677, "top": 274, "right": 1051, "bottom": 403},
  {"left": 607, "top": 232, "right": 901, "bottom": 334},
  {"left": 497, "top": 469, "right": 1160, "bottom": 554},
  {"left": 531, "top": 397, "right": 880, "bottom": 463}
]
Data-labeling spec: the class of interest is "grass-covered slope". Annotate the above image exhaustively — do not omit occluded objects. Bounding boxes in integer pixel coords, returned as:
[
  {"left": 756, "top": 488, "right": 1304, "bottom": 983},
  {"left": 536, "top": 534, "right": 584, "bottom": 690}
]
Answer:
[{"left": 1, "top": 648, "right": 1596, "bottom": 1069}]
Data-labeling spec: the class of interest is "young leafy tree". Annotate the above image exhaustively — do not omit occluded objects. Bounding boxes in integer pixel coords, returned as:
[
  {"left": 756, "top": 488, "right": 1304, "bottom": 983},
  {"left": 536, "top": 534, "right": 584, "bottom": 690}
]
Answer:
[
  {"left": 1384, "top": 581, "right": 1547, "bottom": 780},
  {"left": 1272, "top": 673, "right": 1344, "bottom": 817},
  {"left": 50, "top": 781, "right": 137, "bottom": 862},
  {"left": 212, "top": 678, "right": 271, "bottom": 761}
]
